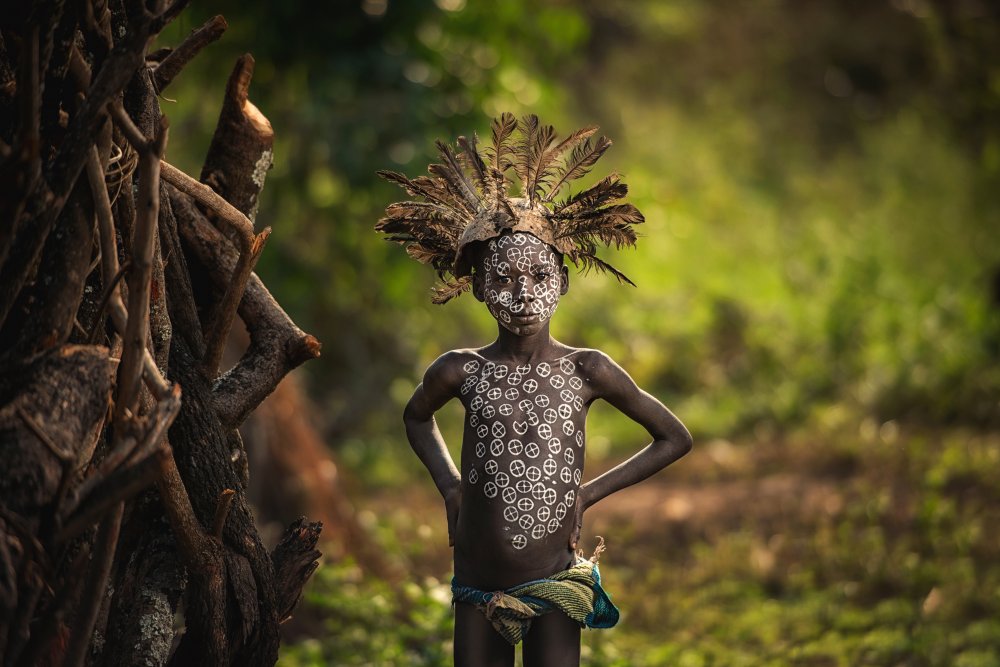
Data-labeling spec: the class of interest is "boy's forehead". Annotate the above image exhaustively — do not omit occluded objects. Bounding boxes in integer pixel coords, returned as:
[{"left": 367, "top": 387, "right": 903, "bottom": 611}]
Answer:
[{"left": 483, "top": 233, "right": 558, "bottom": 267}]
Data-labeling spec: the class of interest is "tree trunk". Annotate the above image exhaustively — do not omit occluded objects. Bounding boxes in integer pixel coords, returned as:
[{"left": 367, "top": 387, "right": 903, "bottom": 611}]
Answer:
[{"left": 0, "top": 3, "right": 322, "bottom": 665}]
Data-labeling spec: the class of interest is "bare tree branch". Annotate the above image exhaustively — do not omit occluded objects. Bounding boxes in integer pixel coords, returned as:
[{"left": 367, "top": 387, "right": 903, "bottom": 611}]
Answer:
[
  {"left": 58, "top": 449, "right": 166, "bottom": 544},
  {"left": 63, "top": 501, "right": 123, "bottom": 667},
  {"left": 160, "top": 159, "right": 270, "bottom": 377},
  {"left": 152, "top": 14, "right": 227, "bottom": 93},
  {"left": 171, "top": 191, "right": 321, "bottom": 428},
  {"left": 87, "top": 145, "right": 172, "bottom": 399},
  {"left": 113, "top": 115, "right": 168, "bottom": 428}
]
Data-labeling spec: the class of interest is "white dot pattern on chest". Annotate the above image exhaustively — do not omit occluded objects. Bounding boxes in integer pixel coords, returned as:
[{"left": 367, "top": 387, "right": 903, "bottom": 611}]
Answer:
[{"left": 463, "top": 357, "right": 586, "bottom": 549}]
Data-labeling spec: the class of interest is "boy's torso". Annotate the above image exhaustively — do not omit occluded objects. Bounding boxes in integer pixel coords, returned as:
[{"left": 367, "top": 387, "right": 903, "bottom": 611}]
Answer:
[{"left": 450, "top": 346, "right": 596, "bottom": 589}]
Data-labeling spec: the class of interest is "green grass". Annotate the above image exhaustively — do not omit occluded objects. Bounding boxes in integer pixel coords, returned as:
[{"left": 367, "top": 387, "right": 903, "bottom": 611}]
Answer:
[{"left": 280, "top": 426, "right": 1000, "bottom": 666}]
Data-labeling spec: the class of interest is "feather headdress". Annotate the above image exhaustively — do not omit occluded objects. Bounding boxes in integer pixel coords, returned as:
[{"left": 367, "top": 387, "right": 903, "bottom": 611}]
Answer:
[{"left": 376, "top": 113, "right": 644, "bottom": 303}]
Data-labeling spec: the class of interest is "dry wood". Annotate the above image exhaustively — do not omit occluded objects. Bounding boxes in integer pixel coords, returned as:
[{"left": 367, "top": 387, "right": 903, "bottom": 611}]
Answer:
[
  {"left": 0, "top": 5, "right": 322, "bottom": 663},
  {"left": 153, "top": 15, "right": 228, "bottom": 94},
  {"left": 200, "top": 54, "right": 274, "bottom": 223},
  {"left": 160, "top": 159, "right": 270, "bottom": 376},
  {"left": 272, "top": 518, "right": 322, "bottom": 622},
  {"left": 171, "top": 192, "right": 322, "bottom": 427},
  {"left": 62, "top": 501, "right": 123, "bottom": 667},
  {"left": 113, "top": 115, "right": 167, "bottom": 426},
  {"left": 86, "top": 146, "right": 172, "bottom": 398}
]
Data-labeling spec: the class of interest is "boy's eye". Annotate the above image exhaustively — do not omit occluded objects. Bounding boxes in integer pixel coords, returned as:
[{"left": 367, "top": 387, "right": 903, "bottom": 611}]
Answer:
[
  {"left": 496, "top": 275, "right": 512, "bottom": 284},
  {"left": 535, "top": 272, "right": 550, "bottom": 281}
]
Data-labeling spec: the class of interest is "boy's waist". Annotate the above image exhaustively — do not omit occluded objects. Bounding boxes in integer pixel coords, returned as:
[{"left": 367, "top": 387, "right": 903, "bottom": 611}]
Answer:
[{"left": 453, "top": 532, "right": 575, "bottom": 590}]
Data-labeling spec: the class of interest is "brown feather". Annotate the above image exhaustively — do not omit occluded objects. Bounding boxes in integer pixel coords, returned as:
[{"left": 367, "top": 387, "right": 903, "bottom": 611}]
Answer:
[
  {"left": 431, "top": 275, "right": 473, "bottom": 304},
  {"left": 457, "top": 135, "right": 489, "bottom": 194},
  {"left": 544, "top": 135, "right": 611, "bottom": 203},
  {"left": 572, "top": 252, "right": 636, "bottom": 286},
  {"left": 433, "top": 140, "right": 483, "bottom": 214},
  {"left": 405, "top": 243, "right": 439, "bottom": 265},
  {"left": 379, "top": 169, "right": 468, "bottom": 215},
  {"left": 486, "top": 112, "right": 517, "bottom": 173},
  {"left": 554, "top": 173, "right": 628, "bottom": 215},
  {"left": 513, "top": 114, "right": 540, "bottom": 199}
]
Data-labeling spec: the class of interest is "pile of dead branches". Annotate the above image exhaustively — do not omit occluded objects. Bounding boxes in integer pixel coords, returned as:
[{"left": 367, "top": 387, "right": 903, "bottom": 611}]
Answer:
[{"left": 0, "top": 2, "right": 322, "bottom": 665}]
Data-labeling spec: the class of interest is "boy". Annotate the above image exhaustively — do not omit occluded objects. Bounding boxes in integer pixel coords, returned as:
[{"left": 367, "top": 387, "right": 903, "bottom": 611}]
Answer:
[{"left": 377, "top": 114, "right": 692, "bottom": 667}]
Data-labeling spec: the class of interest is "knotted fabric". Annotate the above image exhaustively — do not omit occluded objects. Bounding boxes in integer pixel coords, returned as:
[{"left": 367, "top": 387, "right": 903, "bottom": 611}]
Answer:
[{"left": 450, "top": 542, "right": 619, "bottom": 645}]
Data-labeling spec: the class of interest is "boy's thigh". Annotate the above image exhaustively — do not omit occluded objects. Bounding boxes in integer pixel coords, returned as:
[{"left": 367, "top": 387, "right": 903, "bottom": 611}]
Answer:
[
  {"left": 522, "top": 610, "right": 581, "bottom": 667},
  {"left": 454, "top": 602, "right": 514, "bottom": 667}
]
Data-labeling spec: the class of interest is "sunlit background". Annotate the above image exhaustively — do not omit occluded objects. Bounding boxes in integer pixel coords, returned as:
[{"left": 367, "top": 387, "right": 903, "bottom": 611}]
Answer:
[{"left": 159, "top": 1, "right": 999, "bottom": 664}]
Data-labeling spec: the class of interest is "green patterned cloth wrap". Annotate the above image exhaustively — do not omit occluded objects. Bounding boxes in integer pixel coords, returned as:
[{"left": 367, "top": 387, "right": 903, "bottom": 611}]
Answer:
[{"left": 450, "top": 557, "right": 620, "bottom": 645}]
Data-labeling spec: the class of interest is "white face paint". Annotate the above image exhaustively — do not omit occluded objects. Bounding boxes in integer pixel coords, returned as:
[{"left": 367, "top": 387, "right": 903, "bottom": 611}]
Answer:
[
  {"left": 462, "top": 355, "right": 587, "bottom": 550},
  {"left": 479, "top": 233, "right": 564, "bottom": 336}
]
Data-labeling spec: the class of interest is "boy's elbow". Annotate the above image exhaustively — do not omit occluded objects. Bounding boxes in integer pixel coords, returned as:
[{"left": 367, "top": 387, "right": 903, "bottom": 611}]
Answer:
[
  {"left": 402, "top": 400, "right": 421, "bottom": 426},
  {"left": 661, "top": 427, "right": 692, "bottom": 458},
  {"left": 403, "top": 393, "right": 432, "bottom": 426},
  {"left": 677, "top": 430, "right": 693, "bottom": 456}
]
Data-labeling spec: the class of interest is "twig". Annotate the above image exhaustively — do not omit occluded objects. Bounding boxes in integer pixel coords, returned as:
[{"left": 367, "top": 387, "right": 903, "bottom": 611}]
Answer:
[
  {"left": 86, "top": 145, "right": 120, "bottom": 289},
  {"left": 159, "top": 160, "right": 264, "bottom": 377},
  {"left": 160, "top": 160, "right": 254, "bottom": 247},
  {"left": 171, "top": 191, "right": 321, "bottom": 428},
  {"left": 108, "top": 101, "right": 148, "bottom": 152},
  {"left": 155, "top": 448, "right": 214, "bottom": 570},
  {"left": 0, "top": 508, "right": 51, "bottom": 575},
  {"left": 153, "top": 447, "right": 230, "bottom": 665},
  {"left": 15, "top": 544, "right": 91, "bottom": 667},
  {"left": 204, "top": 226, "right": 270, "bottom": 377},
  {"left": 153, "top": 15, "right": 227, "bottom": 94},
  {"left": 87, "top": 145, "right": 171, "bottom": 398},
  {"left": 85, "top": 260, "right": 129, "bottom": 344},
  {"left": 63, "top": 501, "right": 124, "bottom": 667},
  {"left": 211, "top": 488, "right": 236, "bottom": 539},
  {"left": 16, "top": 405, "right": 73, "bottom": 463},
  {"left": 58, "top": 448, "right": 167, "bottom": 543},
  {"left": 0, "top": 25, "right": 41, "bottom": 289},
  {"left": 0, "top": 0, "right": 180, "bottom": 331},
  {"left": 112, "top": 116, "right": 168, "bottom": 427},
  {"left": 4, "top": 563, "right": 43, "bottom": 665},
  {"left": 153, "top": 0, "right": 193, "bottom": 32},
  {"left": 72, "top": 383, "right": 181, "bottom": 507}
]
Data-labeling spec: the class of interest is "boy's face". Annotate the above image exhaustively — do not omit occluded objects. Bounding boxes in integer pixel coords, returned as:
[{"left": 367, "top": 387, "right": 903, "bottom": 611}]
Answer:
[{"left": 476, "top": 233, "right": 567, "bottom": 336}]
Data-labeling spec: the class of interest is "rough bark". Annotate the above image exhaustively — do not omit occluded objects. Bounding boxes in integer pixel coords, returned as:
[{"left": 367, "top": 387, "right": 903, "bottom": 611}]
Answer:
[{"left": 0, "top": 3, "right": 322, "bottom": 665}]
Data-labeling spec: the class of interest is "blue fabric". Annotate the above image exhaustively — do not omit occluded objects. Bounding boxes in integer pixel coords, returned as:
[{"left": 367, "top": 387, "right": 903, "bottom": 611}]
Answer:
[{"left": 450, "top": 559, "right": 619, "bottom": 644}]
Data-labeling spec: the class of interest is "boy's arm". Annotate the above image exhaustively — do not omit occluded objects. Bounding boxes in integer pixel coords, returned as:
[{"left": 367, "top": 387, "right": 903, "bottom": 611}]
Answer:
[
  {"left": 403, "top": 352, "right": 464, "bottom": 545},
  {"left": 571, "top": 351, "right": 693, "bottom": 548}
]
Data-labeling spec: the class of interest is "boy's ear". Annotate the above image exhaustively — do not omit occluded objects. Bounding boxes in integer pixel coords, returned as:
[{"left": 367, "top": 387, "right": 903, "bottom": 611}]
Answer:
[
  {"left": 560, "top": 264, "right": 570, "bottom": 296},
  {"left": 472, "top": 271, "right": 486, "bottom": 302}
]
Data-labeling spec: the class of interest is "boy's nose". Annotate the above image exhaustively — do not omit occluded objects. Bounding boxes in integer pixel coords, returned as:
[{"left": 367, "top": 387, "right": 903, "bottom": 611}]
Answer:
[{"left": 515, "top": 280, "right": 534, "bottom": 302}]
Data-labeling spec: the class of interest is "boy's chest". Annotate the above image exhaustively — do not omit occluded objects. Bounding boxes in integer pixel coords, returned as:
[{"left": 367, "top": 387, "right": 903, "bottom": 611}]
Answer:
[{"left": 457, "top": 357, "right": 588, "bottom": 548}]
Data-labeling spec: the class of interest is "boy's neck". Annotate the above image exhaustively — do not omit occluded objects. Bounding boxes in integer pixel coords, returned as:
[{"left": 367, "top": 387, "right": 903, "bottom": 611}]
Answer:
[{"left": 490, "top": 322, "right": 558, "bottom": 364}]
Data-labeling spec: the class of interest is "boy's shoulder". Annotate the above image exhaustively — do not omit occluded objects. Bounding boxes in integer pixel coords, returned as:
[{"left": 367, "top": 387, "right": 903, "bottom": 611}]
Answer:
[
  {"left": 424, "top": 344, "right": 624, "bottom": 384},
  {"left": 421, "top": 348, "right": 488, "bottom": 388},
  {"left": 557, "top": 345, "right": 619, "bottom": 375},
  {"left": 446, "top": 343, "right": 621, "bottom": 369}
]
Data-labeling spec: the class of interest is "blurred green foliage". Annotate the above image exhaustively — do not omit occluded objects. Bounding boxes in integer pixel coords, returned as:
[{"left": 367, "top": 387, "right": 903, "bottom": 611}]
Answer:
[
  {"left": 160, "top": 1, "right": 1000, "bottom": 479},
  {"left": 157, "top": 0, "right": 1000, "bottom": 662},
  {"left": 278, "top": 426, "right": 1000, "bottom": 666}
]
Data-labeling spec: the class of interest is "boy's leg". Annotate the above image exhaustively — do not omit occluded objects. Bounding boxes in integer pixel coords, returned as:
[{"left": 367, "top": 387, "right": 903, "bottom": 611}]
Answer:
[
  {"left": 522, "top": 611, "right": 581, "bottom": 667},
  {"left": 454, "top": 601, "right": 515, "bottom": 667}
]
